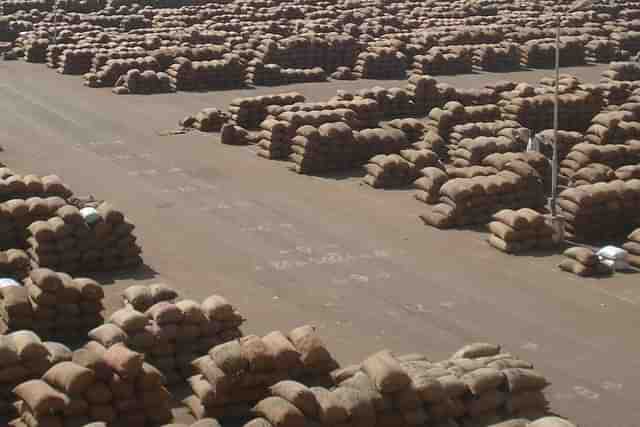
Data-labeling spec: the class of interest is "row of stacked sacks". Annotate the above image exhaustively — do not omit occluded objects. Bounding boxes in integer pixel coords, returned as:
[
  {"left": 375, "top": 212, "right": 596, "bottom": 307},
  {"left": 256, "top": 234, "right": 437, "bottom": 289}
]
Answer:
[
  {"left": 411, "top": 47, "right": 474, "bottom": 76},
  {"left": 559, "top": 247, "right": 612, "bottom": 277},
  {"left": 601, "top": 61, "right": 640, "bottom": 81},
  {"left": 291, "top": 124, "right": 416, "bottom": 175},
  {"left": 426, "top": 102, "right": 502, "bottom": 142},
  {"left": 330, "top": 66, "right": 357, "bottom": 80},
  {"left": 47, "top": 48, "right": 93, "bottom": 75},
  {"left": 623, "top": 228, "right": 640, "bottom": 268},
  {"left": 181, "top": 108, "right": 230, "bottom": 133},
  {"left": 447, "top": 122, "right": 528, "bottom": 168},
  {"left": 611, "top": 31, "right": 640, "bottom": 56},
  {"left": 0, "top": 331, "right": 72, "bottom": 419},
  {"left": 264, "top": 99, "right": 382, "bottom": 129},
  {"left": 11, "top": 343, "right": 173, "bottom": 426},
  {"left": 404, "top": 75, "right": 442, "bottom": 114},
  {"left": 25, "top": 202, "right": 142, "bottom": 273},
  {"left": 474, "top": 43, "right": 521, "bottom": 71},
  {"left": 584, "top": 111, "right": 640, "bottom": 145},
  {"left": 167, "top": 55, "right": 246, "bottom": 91},
  {"left": 245, "top": 342, "right": 554, "bottom": 427},
  {"left": 481, "top": 152, "right": 552, "bottom": 189},
  {"left": 558, "top": 180, "right": 640, "bottom": 242},
  {"left": 112, "top": 69, "right": 173, "bottom": 95},
  {"left": 92, "top": 292, "right": 243, "bottom": 385},
  {"left": 585, "top": 39, "right": 622, "bottom": 63},
  {"left": 534, "top": 130, "right": 583, "bottom": 168},
  {"left": 334, "top": 87, "right": 416, "bottom": 120},
  {"left": 0, "top": 268, "right": 104, "bottom": 339},
  {"left": 247, "top": 62, "right": 327, "bottom": 86},
  {"left": 559, "top": 142, "right": 640, "bottom": 186},
  {"left": 228, "top": 93, "right": 305, "bottom": 129},
  {"left": 0, "top": 170, "right": 72, "bottom": 203},
  {"left": 419, "top": 164, "right": 546, "bottom": 229},
  {"left": 363, "top": 148, "right": 442, "bottom": 189},
  {"left": 84, "top": 56, "right": 161, "bottom": 88},
  {"left": 220, "top": 123, "right": 252, "bottom": 146},
  {"left": 352, "top": 47, "right": 407, "bottom": 79},
  {"left": 184, "top": 325, "right": 338, "bottom": 420},
  {"left": 487, "top": 209, "right": 556, "bottom": 254},
  {"left": 520, "top": 37, "right": 586, "bottom": 68},
  {"left": 257, "top": 108, "right": 363, "bottom": 161},
  {"left": 0, "top": 196, "right": 67, "bottom": 251}
]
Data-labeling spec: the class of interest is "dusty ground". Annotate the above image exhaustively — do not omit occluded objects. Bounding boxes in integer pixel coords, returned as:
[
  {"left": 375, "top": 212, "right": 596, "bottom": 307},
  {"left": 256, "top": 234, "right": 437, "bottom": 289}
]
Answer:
[{"left": 0, "top": 61, "right": 638, "bottom": 426}]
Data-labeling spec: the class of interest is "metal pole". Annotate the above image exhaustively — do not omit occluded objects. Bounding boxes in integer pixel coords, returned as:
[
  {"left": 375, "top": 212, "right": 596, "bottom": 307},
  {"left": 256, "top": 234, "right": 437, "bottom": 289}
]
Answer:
[{"left": 551, "top": 14, "right": 560, "bottom": 217}]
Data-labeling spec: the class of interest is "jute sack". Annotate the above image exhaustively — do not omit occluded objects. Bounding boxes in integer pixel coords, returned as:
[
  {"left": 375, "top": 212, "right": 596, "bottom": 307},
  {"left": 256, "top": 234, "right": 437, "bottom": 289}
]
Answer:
[
  {"left": 340, "top": 371, "right": 390, "bottom": 412},
  {"left": 241, "top": 335, "right": 275, "bottom": 373},
  {"left": 270, "top": 381, "right": 319, "bottom": 418},
  {"left": 10, "top": 330, "right": 49, "bottom": 361},
  {"left": 463, "top": 368, "right": 505, "bottom": 395},
  {"left": 563, "top": 247, "right": 598, "bottom": 266},
  {"left": 253, "top": 397, "right": 306, "bottom": 427},
  {"left": 209, "top": 340, "right": 247, "bottom": 375},
  {"left": 558, "top": 259, "right": 597, "bottom": 277},
  {"left": 43, "top": 361, "right": 95, "bottom": 395},
  {"left": 287, "top": 325, "right": 332, "bottom": 368},
  {"left": 452, "top": 342, "right": 500, "bottom": 359},
  {"left": 14, "top": 379, "right": 69, "bottom": 415},
  {"left": 0, "top": 335, "right": 20, "bottom": 366},
  {"left": 332, "top": 386, "right": 376, "bottom": 427},
  {"left": 310, "top": 387, "right": 348, "bottom": 425},
  {"left": 103, "top": 343, "right": 143, "bottom": 379},
  {"left": 262, "top": 331, "right": 301, "bottom": 371},
  {"left": 110, "top": 308, "right": 148, "bottom": 333},
  {"left": 89, "top": 324, "right": 128, "bottom": 347}
]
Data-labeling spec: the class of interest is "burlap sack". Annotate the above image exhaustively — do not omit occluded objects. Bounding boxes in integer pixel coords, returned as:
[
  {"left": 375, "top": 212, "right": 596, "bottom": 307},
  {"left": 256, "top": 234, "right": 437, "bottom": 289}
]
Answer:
[
  {"left": 262, "top": 331, "right": 301, "bottom": 371},
  {"left": 340, "top": 371, "right": 390, "bottom": 412},
  {"left": 253, "top": 396, "right": 306, "bottom": 427},
  {"left": 462, "top": 368, "right": 505, "bottom": 395},
  {"left": 109, "top": 308, "right": 147, "bottom": 333},
  {"left": 241, "top": 335, "right": 275, "bottom": 372},
  {"left": 73, "top": 278, "right": 104, "bottom": 301},
  {"left": 452, "top": 343, "right": 500, "bottom": 359},
  {"left": 123, "top": 285, "right": 152, "bottom": 310},
  {"left": 333, "top": 386, "right": 376, "bottom": 427},
  {"left": 209, "top": 340, "right": 247, "bottom": 375},
  {"left": 502, "top": 368, "right": 548, "bottom": 393},
  {"left": 201, "top": 295, "right": 234, "bottom": 320},
  {"left": 43, "top": 361, "right": 95, "bottom": 395},
  {"left": 558, "top": 259, "right": 595, "bottom": 277},
  {"left": 528, "top": 416, "right": 577, "bottom": 427},
  {"left": 176, "top": 300, "right": 207, "bottom": 324},
  {"left": 287, "top": 325, "right": 332, "bottom": 369},
  {"left": 72, "top": 348, "right": 112, "bottom": 381},
  {"left": 270, "top": 381, "right": 319, "bottom": 418},
  {"left": 243, "top": 418, "right": 273, "bottom": 427},
  {"left": 14, "top": 379, "right": 69, "bottom": 416},
  {"left": 310, "top": 387, "right": 348, "bottom": 425},
  {"left": 361, "top": 350, "right": 410, "bottom": 393},
  {"left": 85, "top": 382, "right": 113, "bottom": 404},
  {"left": 563, "top": 247, "right": 598, "bottom": 266},
  {"left": 10, "top": 330, "right": 49, "bottom": 361},
  {"left": 0, "top": 335, "right": 20, "bottom": 366},
  {"left": 29, "top": 269, "right": 63, "bottom": 292},
  {"left": 146, "top": 302, "right": 184, "bottom": 325},
  {"left": 103, "top": 344, "right": 143, "bottom": 379},
  {"left": 89, "top": 324, "right": 127, "bottom": 347}
]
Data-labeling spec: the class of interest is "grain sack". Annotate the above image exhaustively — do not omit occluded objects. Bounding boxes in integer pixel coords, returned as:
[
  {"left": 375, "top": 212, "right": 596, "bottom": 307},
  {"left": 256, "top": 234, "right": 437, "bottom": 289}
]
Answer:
[
  {"left": 176, "top": 300, "right": 207, "bottom": 324},
  {"left": 558, "top": 259, "right": 595, "bottom": 277},
  {"left": 89, "top": 325, "right": 127, "bottom": 347},
  {"left": 241, "top": 335, "right": 274, "bottom": 373},
  {"left": 146, "top": 302, "right": 184, "bottom": 324},
  {"left": 191, "top": 357, "right": 229, "bottom": 393},
  {"left": 201, "top": 295, "right": 233, "bottom": 320},
  {"left": 244, "top": 418, "right": 273, "bottom": 427},
  {"left": 73, "top": 278, "right": 103, "bottom": 301},
  {"left": 123, "top": 285, "right": 152, "bottom": 310},
  {"left": 209, "top": 340, "right": 247, "bottom": 375},
  {"left": 192, "top": 419, "right": 223, "bottom": 427},
  {"left": 452, "top": 343, "right": 501, "bottom": 359},
  {"left": 528, "top": 417, "right": 577, "bottom": 427},
  {"left": 72, "top": 348, "right": 112, "bottom": 381},
  {"left": 253, "top": 397, "right": 306, "bottom": 427},
  {"left": 333, "top": 386, "right": 376, "bottom": 427},
  {"left": 14, "top": 379, "right": 68, "bottom": 415},
  {"left": 86, "top": 382, "right": 113, "bottom": 404},
  {"left": 11, "top": 330, "right": 48, "bottom": 361},
  {"left": 110, "top": 308, "right": 148, "bottom": 333},
  {"left": 310, "top": 387, "right": 348, "bottom": 425},
  {"left": 44, "top": 342, "right": 72, "bottom": 365},
  {"left": 103, "top": 344, "right": 143, "bottom": 379},
  {"left": 340, "top": 371, "right": 389, "bottom": 412},
  {"left": 43, "top": 362, "right": 95, "bottom": 395},
  {"left": 29, "top": 269, "right": 62, "bottom": 292},
  {"left": 563, "top": 247, "right": 598, "bottom": 267},
  {"left": 270, "top": 381, "right": 318, "bottom": 418},
  {"left": 502, "top": 368, "right": 548, "bottom": 392},
  {"left": 287, "top": 325, "right": 332, "bottom": 368},
  {"left": 463, "top": 368, "right": 505, "bottom": 395},
  {"left": 262, "top": 331, "right": 301, "bottom": 371},
  {"left": 361, "top": 349, "right": 410, "bottom": 393}
]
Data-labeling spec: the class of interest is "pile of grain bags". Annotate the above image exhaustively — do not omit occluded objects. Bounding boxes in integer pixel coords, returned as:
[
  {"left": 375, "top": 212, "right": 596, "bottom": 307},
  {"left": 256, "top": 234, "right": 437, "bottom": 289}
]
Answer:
[
  {"left": 353, "top": 47, "right": 406, "bottom": 79},
  {"left": 534, "top": 130, "right": 583, "bottom": 166},
  {"left": 180, "top": 108, "right": 230, "bottom": 132},
  {"left": 122, "top": 283, "right": 178, "bottom": 312},
  {"left": 558, "top": 181, "right": 640, "bottom": 241},
  {"left": 112, "top": 69, "right": 172, "bottom": 94},
  {"left": 12, "top": 344, "right": 173, "bottom": 426},
  {"left": 584, "top": 111, "right": 640, "bottom": 145},
  {"left": 0, "top": 331, "right": 68, "bottom": 418},
  {"left": 168, "top": 56, "right": 246, "bottom": 91},
  {"left": 0, "top": 174, "right": 72, "bottom": 202},
  {"left": 256, "top": 118, "right": 293, "bottom": 160},
  {"left": 404, "top": 74, "right": 441, "bottom": 114},
  {"left": 411, "top": 47, "right": 474, "bottom": 75},
  {"left": 521, "top": 38, "right": 585, "bottom": 68},
  {"left": 185, "top": 325, "right": 338, "bottom": 420},
  {"left": 559, "top": 247, "right": 611, "bottom": 277},
  {"left": 427, "top": 102, "right": 501, "bottom": 141},
  {"left": 586, "top": 39, "right": 620, "bottom": 63},
  {"left": 420, "top": 169, "right": 545, "bottom": 229},
  {"left": 448, "top": 135, "right": 525, "bottom": 168},
  {"left": 0, "top": 249, "right": 30, "bottom": 280},
  {"left": 0, "top": 196, "right": 67, "bottom": 250},
  {"left": 487, "top": 209, "right": 555, "bottom": 254},
  {"left": 346, "top": 87, "right": 416, "bottom": 119},
  {"left": 55, "top": 48, "right": 94, "bottom": 75},
  {"left": 363, "top": 149, "right": 441, "bottom": 189},
  {"left": 220, "top": 123, "right": 252, "bottom": 146},
  {"left": 228, "top": 93, "right": 305, "bottom": 129},
  {"left": 25, "top": 202, "right": 142, "bottom": 273},
  {"left": 1, "top": 268, "right": 104, "bottom": 339},
  {"left": 289, "top": 122, "right": 356, "bottom": 174},
  {"left": 623, "top": 228, "right": 640, "bottom": 268},
  {"left": 92, "top": 294, "right": 243, "bottom": 384},
  {"left": 475, "top": 43, "right": 521, "bottom": 71},
  {"left": 559, "top": 143, "right": 638, "bottom": 183},
  {"left": 602, "top": 61, "right": 640, "bottom": 82}
]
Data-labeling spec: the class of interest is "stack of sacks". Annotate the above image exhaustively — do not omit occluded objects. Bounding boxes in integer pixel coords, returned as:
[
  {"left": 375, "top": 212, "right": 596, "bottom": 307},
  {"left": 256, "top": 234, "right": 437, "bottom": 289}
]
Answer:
[
  {"left": 584, "top": 111, "right": 640, "bottom": 145},
  {"left": 181, "top": 108, "right": 231, "bottom": 132},
  {"left": 24, "top": 202, "right": 142, "bottom": 273},
  {"left": 558, "top": 181, "right": 640, "bottom": 241},
  {"left": 559, "top": 143, "right": 640, "bottom": 183},
  {"left": 349, "top": 87, "right": 416, "bottom": 119},
  {"left": 122, "top": 283, "right": 178, "bottom": 312},
  {"left": 535, "top": 130, "right": 583, "bottom": 166},
  {"left": 85, "top": 56, "right": 161, "bottom": 88},
  {"left": 13, "top": 344, "right": 173, "bottom": 426},
  {"left": 444, "top": 87, "right": 500, "bottom": 106},
  {"left": 0, "top": 196, "right": 67, "bottom": 250},
  {"left": 289, "top": 123, "right": 356, "bottom": 174},
  {"left": 168, "top": 56, "right": 246, "bottom": 91},
  {"left": 559, "top": 247, "right": 611, "bottom": 277},
  {"left": 521, "top": 38, "right": 585, "bottom": 68},
  {"left": 586, "top": 40, "right": 619, "bottom": 63},
  {"left": 22, "top": 38, "right": 48, "bottom": 63},
  {"left": 602, "top": 62, "right": 640, "bottom": 82},
  {"left": 265, "top": 99, "right": 380, "bottom": 129},
  {"left": 448, "top": 121, "right": 525, "bottom": 148},
  {"left": 220, "top": 123, "right": 252, "bottom": 146},
  {"left": 331, "top": 66, "right": 357, "bottom": 80},
  {"left": 228, "top": 93, "right": 305, "bottom": 129},
  {"left": 419, "top": 169, "right": 545, "bottom": 229},
  {"left": 611, "top": 32, "right": 640, "bottom": 56},
  {"left": 404, "top": 74, "right": 442, "bottom": 113},
  {"left": 487, "top": 209, "right": 556, "bottom": 254},
  {"left": 448, "top": 135, "right": 525, "bottom": 168},
  {"left": 0, "top": 173, "right": 72, "bottom": 202},
  {"left": 444, "top": 166, "right": 499, "bottom": 179},
  {"left": 569, "top": 164, "right": 616, "bottom": 186},
  {"left": 353, "top": 48, "right": 407, "bottom": 79},
  {"left": 112, "top": 69, "right": 172, "bottom": 95},
  {"left": 92, "top": 294, "right": 243, "bottom": 384},
  {"left": 0, "top": 332, "right": 70, "bottom": 418},
  {"left": 426, "top": 102, "right": 501, "bottom": 140},
  {"left": 387, "top": 119, "right": 428, "bottom": 143},
  {"left": 414, "top": 167, "right": 449, "bottom": 205},
  {"left": 482, "top": 152, "right": 552, "bottom": 187},
  {"left": 184, "top": 325, "right": 338, "bottom": 420},
  {"left": 1, "top": 268, "right": 104, "bottom": 339},
  {"left": 363, "top": 149, "right": 441, "bottom": 189},
  {"left": 475, "top": 43, "right": 520, "bottom": 71},
  {"left": 55, "top": 48, "right": 94, "bottom": 75},
  {"left": 411, "top": 47, "right": 474, "bottom": 75},
  {"left": 256, "top": 118, "right": 293, "bottom": 160},
  {"left": 597, "top": 81, "right": 633, "bottom": 106},
  {"left": 623, "top": 228, "right": 640, "bottom": 268},
  {"left": 352, "top": 128, "right": 413, "bottom": 164}
]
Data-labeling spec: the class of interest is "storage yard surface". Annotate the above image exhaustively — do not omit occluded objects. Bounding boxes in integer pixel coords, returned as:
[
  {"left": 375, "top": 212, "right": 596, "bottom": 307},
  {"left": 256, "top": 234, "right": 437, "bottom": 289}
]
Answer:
[{"left": 1, "top": 61, "right": 638, "bottom": 426}]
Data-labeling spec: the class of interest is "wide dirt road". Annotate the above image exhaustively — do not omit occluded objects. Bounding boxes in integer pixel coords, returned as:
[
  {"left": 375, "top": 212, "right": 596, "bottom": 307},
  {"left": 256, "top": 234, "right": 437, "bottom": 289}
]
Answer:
[{"left": 0, "top": 62, "right": 638, "bottom": 426}]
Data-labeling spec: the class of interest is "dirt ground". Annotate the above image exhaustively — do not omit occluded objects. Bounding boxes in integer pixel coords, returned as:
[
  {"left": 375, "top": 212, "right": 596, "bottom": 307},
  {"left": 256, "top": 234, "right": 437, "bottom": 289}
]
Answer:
[{"left": 1, "top": 61, "right": 639, "bottom": 426}]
